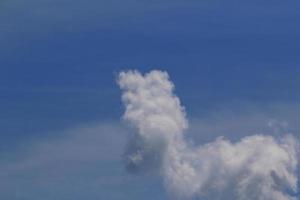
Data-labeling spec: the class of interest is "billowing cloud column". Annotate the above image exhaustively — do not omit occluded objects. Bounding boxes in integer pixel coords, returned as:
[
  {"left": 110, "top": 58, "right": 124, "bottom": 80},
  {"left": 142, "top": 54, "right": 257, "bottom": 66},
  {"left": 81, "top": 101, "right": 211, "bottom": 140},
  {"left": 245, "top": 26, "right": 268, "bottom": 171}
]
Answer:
[{"left": 118, "top": 70, "right": 299, "bottom": 200}]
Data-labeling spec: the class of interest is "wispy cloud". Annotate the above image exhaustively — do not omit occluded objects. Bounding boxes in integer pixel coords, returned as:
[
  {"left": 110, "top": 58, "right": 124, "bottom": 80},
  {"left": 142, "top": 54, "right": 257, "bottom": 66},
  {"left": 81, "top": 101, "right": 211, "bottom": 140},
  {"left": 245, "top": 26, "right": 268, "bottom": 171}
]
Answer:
[{"left": 0, "top": 122, "right": 141, "bottom": 199}]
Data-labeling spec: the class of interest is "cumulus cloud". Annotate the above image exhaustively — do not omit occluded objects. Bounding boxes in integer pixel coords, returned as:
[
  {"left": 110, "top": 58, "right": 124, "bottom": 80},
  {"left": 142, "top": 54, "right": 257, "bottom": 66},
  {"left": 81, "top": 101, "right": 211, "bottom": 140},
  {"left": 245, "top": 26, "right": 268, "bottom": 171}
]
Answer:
[{"left": 118, "top": 70, "right": 299, "bottom": 200}]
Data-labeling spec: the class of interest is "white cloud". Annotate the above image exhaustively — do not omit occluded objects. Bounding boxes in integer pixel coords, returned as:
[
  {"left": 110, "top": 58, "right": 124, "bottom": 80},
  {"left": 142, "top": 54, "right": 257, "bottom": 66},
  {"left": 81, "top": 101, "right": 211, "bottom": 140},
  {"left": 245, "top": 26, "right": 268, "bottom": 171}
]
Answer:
[{"left": 118, "top": 70, "right": 299, "bottom": 200}]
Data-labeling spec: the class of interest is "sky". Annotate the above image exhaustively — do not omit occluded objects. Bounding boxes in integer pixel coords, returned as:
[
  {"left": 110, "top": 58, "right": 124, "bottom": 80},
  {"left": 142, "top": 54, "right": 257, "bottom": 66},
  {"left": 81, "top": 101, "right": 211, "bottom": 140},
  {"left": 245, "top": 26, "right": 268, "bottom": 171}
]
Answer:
[{"left": 1, "top": 0, "right": 300, "bottom": 199}]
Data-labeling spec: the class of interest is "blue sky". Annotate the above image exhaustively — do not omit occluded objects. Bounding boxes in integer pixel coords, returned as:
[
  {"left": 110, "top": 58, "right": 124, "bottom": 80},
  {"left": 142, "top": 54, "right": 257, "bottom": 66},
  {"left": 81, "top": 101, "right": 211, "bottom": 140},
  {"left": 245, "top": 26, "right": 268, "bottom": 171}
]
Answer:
[{"left": 1, "top": 0, "right": 300, "bottom": 199}]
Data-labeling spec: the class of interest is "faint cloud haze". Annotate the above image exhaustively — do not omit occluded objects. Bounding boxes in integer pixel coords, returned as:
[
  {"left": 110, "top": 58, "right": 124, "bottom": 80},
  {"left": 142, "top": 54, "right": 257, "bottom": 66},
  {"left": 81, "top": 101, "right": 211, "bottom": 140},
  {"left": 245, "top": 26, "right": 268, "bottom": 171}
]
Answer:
[{"left": 118, "top": 70, "right": 299, "bottom": 200}]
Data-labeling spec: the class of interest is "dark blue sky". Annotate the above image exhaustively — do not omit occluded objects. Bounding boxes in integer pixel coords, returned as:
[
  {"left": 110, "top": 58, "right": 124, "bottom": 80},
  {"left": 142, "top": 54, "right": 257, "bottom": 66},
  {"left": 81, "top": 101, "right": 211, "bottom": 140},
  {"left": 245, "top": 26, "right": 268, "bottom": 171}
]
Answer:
[{"left": 1, "top": 0, "right": 300, "bottom": 199}]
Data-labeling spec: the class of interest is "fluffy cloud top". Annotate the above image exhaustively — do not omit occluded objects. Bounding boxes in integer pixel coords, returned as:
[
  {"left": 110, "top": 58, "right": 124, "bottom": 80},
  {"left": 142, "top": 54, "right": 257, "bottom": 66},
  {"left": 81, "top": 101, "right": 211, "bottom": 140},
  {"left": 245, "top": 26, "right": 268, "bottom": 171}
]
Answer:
[{"left": 118, "top": 70, "right": 299, "bottom": 200}]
